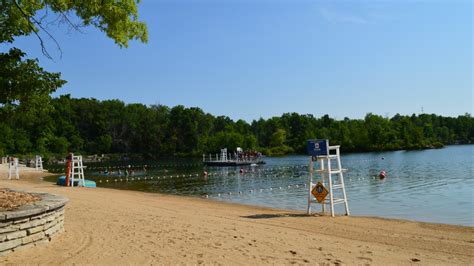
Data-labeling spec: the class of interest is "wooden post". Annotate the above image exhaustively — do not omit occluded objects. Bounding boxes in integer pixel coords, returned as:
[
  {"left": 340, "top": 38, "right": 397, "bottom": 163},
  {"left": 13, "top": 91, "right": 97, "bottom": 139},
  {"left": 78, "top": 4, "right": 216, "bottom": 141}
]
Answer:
[{"left": 65, "top": 153, "right": 72, "bottom": 187}]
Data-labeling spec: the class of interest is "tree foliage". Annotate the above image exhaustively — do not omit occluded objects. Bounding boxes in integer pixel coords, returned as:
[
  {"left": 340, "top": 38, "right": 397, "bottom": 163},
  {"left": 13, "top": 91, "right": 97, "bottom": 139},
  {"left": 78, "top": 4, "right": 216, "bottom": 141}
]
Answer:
[
  {"left": 0, "top": 0, "right": 147, "bottom": 105},
  {"left": 0, "top": 96, "right": 472, "bottom": 157},
  {"left": 1, "top": 0, "right": 147, "bottom": 48},
  {"left": 0, "top": 48, "right": 66, "bottom": 105}
]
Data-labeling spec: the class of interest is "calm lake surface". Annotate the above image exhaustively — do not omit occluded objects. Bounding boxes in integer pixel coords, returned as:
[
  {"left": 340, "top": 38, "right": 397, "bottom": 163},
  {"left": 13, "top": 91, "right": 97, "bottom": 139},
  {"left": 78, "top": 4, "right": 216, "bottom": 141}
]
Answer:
[{"left": 47, "top": 145, "right": 473, "bottom": 226}]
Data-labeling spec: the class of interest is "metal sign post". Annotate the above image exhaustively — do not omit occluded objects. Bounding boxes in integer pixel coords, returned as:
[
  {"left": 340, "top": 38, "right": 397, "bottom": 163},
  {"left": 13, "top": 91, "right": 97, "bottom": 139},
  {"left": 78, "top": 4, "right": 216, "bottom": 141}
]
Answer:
[{"left": 307, "top": 139, "right": 350, "bottom": 217}]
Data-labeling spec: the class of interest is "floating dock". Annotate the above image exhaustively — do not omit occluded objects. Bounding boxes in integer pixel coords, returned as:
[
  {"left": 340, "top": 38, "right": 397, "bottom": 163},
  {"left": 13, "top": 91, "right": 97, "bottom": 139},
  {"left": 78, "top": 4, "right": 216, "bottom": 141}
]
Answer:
[
  {"left": 203, "top": 160, "right": 265, "bottom": 166},
  {"left": 203, "top": 148, "right": 265, "bottom": 167}
]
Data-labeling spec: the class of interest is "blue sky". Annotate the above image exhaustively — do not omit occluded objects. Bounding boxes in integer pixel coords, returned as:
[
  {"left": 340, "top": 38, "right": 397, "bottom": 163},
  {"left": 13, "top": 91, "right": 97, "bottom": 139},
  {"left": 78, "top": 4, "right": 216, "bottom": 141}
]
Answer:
[{"left": 3, "top": 0, "right": 472, "bottom": 121}]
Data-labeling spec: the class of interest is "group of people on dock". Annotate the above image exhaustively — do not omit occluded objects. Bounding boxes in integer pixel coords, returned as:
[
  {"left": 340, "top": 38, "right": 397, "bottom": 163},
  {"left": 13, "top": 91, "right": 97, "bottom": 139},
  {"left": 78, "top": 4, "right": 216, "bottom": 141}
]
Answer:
[{"left": 235, "top": 150, "right": 262, "bottom": 162}]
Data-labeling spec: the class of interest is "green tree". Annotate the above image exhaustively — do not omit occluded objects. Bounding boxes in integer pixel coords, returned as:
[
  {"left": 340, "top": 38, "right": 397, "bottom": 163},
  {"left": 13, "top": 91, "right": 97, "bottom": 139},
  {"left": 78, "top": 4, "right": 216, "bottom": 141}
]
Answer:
[
  {"left": 0, "top": 48, "right": 66, "bottom": 106},
  {"left": 270, "top": 128, "right": 286, "bottom": 147}
]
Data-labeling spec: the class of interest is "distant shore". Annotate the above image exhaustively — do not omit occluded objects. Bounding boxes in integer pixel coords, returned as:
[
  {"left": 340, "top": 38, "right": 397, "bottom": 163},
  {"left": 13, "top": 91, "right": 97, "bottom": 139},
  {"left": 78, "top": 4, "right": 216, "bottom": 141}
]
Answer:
[{"left": 0, "top": 167, "right": 472, "bottom": 265}]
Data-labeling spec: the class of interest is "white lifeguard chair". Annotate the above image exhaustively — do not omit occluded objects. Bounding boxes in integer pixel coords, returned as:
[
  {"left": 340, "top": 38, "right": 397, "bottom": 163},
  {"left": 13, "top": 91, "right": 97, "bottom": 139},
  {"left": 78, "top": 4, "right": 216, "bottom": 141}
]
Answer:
[
  {"left": 35, "top": 155, "right": 43, "bottom": 170},
  {"left": 307, "top": 140, "right": 350, "bottom": 217},
  {"left": 69, "top": 154, "right": 85, "bottom": 187},
  {"left": 8, "top": 158, "right": 19, "bottom": 180}
]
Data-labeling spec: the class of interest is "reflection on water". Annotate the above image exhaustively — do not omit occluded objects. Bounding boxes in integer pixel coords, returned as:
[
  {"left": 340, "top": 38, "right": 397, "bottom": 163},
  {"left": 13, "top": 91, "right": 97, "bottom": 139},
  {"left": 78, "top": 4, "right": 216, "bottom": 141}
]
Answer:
[{"left": 46, "top": 145, "right": 473, "bottom": 226}]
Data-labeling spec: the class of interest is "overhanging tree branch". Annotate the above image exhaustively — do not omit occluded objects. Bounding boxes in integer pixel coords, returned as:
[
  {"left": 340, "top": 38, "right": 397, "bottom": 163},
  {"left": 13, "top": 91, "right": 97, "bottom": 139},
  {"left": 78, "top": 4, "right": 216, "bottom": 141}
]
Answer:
[
  {"left": 12, "top": 0, "right": 62, "bottom": 59},
  {"left": 47, "top": 2, "right": 85, "bottom": 34}
]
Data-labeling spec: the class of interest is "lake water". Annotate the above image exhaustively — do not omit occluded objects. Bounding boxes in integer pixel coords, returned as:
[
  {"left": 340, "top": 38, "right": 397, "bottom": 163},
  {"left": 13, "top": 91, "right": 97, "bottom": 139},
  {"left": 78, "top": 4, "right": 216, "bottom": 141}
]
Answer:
[{"left": 46, "top": 145, "right": 473, "bottom": 226}]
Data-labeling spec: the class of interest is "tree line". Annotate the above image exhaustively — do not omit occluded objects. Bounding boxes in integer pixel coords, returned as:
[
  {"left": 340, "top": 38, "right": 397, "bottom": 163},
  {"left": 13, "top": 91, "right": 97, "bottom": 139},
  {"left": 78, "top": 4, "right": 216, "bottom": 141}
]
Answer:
[{"left": 0, "top": 95, "right": 472, "bottom": 158}]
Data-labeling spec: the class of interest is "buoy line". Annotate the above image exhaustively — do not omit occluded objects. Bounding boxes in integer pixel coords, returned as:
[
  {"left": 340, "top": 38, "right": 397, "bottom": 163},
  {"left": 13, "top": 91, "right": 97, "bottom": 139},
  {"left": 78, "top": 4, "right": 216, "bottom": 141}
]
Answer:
[
  {"left": 45, "top": 157, "right": 387, "bottom": 172},
  {"left": 202, "top": 182, "right": 308, "bottom": 199},
  {"left": 45, "top": 164, "right": 308, "bottom": 173}
]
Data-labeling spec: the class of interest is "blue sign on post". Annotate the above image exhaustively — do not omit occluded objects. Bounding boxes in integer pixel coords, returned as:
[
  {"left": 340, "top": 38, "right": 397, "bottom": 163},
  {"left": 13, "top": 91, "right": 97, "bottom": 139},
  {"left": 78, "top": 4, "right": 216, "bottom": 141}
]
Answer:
[{"left": 307, "top": 139, "right": 329, "bottom": 156}]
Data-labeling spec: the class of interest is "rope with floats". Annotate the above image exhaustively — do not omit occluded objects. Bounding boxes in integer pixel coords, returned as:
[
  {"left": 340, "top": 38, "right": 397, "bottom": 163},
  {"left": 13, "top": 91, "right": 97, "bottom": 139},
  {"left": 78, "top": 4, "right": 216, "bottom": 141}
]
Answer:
[{"left": 44, "top": 156, "right": 386, "bottom": 173}]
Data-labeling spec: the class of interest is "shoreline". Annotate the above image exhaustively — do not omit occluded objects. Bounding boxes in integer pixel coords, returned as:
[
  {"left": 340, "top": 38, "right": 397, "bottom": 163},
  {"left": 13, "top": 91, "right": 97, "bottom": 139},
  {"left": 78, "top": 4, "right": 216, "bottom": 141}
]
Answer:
[
  {"left": 37, "top": 177, "right": 474, "bottom": 230},
  {"left": 51, "top": 178, "right": 474, "bottom": 228},
  {"left": 42, "top": 170, "right": 473, "bottom": 228},
  {"left": 0, "top": 168, "right": 473, "bottom": 264}
]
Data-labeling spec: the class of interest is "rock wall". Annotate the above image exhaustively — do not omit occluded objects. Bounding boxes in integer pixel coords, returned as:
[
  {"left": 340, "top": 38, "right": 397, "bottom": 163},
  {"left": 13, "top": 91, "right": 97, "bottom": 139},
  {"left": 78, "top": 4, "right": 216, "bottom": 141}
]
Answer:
[{"left": 0, "top": 191, "right": 68, "bottom": 256}]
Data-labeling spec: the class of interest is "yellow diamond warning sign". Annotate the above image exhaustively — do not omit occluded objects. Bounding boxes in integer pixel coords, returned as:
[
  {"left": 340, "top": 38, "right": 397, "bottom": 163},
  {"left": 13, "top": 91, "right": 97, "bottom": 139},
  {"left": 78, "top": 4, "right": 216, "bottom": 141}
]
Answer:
[{"left": 311, "top": 182, "right": 328, "bottom": 203}]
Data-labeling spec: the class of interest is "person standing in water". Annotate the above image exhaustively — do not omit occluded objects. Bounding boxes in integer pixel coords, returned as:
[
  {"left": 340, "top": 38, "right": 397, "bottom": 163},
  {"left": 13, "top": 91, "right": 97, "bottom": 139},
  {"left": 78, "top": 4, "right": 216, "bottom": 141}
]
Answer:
[{"left": 126, "top": 165, "right": 131, "bottom": 176}]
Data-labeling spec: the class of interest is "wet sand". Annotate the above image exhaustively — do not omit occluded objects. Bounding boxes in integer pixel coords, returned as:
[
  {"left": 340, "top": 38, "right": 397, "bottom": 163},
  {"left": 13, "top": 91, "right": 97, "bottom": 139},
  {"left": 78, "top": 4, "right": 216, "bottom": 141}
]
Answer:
[{"left": 0, "top": 165, "right": 473, "bottom": 265}]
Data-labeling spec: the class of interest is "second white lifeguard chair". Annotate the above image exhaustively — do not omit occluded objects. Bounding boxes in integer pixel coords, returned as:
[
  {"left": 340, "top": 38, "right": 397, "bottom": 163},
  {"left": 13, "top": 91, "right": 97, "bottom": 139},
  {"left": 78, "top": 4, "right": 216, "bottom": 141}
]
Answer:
[
  {"left": 307, "top": 139, "right": 350, "bottom": 217},
  {"left": 35, "top": 155, "right": 43, "bottom": 170},
  {"left": 8, "top": 157, "right": 19, "bottom": 180},
  {"left": 69, "top": 154, "right": 85, "bottom": 187}
]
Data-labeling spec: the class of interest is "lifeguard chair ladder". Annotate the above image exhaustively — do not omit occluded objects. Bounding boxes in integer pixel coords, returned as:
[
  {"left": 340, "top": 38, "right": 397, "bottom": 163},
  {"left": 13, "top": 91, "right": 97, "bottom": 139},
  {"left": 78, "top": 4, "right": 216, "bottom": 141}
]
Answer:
[
  {"left": 69, "top": 155, "right": 85, "bottom": 187},
  {"left": 307, "top": 142, "right": 350, "bottom": 217}
]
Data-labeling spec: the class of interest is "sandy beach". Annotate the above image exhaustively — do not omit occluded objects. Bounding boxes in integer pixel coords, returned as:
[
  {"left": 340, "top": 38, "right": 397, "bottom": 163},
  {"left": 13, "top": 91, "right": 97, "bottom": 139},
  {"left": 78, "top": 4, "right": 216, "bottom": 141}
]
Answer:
[{"left": 0, "top": 166, "right": 472, "bottom": 265}]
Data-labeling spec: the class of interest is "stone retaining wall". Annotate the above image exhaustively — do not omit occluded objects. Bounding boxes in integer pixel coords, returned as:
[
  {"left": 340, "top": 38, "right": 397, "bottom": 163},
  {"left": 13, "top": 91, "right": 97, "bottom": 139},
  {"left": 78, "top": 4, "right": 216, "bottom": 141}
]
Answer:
[{"left": 0, "top": 191, "right": 68, "bottom": 256}]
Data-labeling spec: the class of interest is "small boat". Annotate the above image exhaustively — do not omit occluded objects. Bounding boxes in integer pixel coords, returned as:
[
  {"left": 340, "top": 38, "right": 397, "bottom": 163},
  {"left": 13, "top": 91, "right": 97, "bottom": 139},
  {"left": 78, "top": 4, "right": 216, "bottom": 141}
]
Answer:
[{"left": 56, "top": 176, "right": 96, "bottom": 187}]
